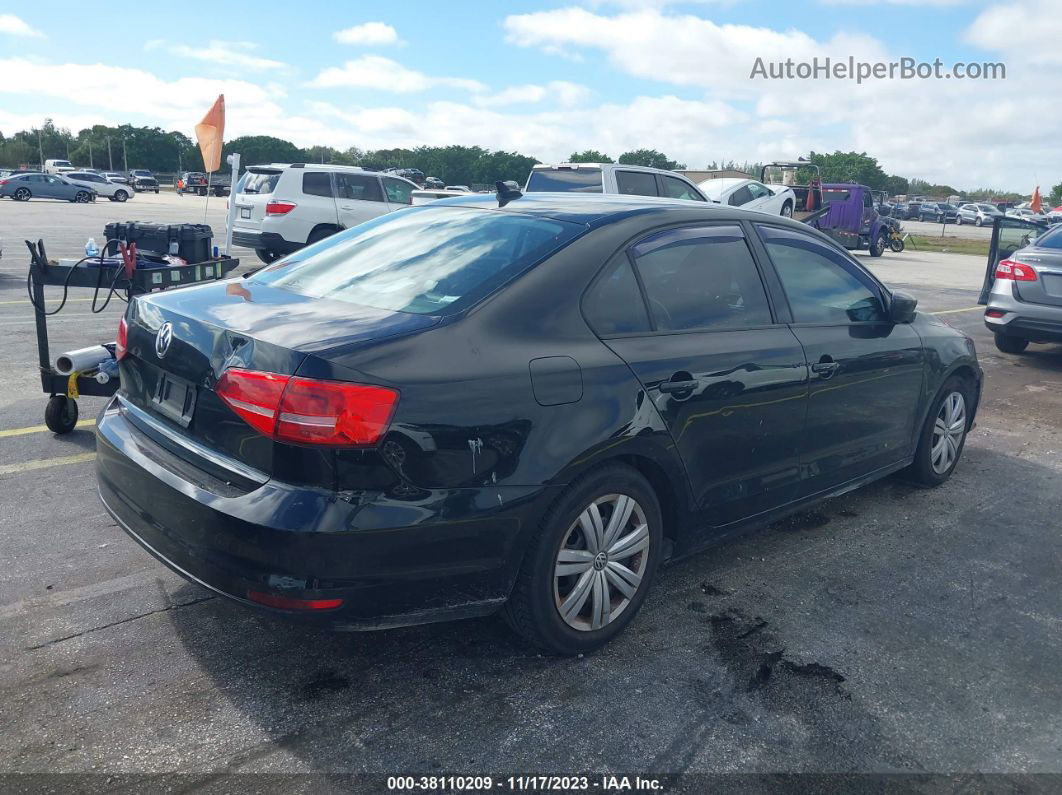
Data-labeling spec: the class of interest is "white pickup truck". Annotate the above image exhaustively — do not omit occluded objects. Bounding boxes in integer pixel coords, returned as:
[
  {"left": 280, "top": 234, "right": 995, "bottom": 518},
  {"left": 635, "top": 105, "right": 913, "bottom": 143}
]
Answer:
[{"left": 525, "top": 163, "right": 709, "bottom": 202}]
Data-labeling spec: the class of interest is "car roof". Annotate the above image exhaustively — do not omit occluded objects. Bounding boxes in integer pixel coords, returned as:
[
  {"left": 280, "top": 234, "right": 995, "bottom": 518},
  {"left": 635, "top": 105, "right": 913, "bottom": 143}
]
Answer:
[
  {"left": 425, "top": 191, "right": 782, "bottom": 227},
  {"left": 699, "top": 178, "right": 748, "bottom": 196},
  {"left": 532, "top": 162, "right": 686, "bottom": 176}
]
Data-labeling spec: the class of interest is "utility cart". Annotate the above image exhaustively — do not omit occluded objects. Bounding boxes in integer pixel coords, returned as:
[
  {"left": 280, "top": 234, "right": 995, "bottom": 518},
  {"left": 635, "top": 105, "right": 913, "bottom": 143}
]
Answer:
[{"left": 26, "top": 240, "right": 238, "bottom": 433}]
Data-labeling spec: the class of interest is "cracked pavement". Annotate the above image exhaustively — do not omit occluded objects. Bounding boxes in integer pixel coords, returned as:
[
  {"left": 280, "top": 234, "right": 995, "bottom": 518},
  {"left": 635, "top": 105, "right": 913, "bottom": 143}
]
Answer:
[{"left": 0, "top": 197, "right": 1060, "bottom": 779}]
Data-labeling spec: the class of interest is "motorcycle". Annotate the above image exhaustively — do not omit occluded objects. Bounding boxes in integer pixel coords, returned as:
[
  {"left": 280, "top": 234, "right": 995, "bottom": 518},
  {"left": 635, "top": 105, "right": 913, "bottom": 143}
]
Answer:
[{"left": 881, "top": 218, "right": 906, "bottom": 252}]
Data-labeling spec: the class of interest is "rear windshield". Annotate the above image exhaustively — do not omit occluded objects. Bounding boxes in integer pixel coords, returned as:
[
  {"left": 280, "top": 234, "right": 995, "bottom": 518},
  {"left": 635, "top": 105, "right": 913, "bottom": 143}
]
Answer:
[
  {"left": 823, "top": 189, "right": 850, "bottom": 202},
  {"left": 238, "top": 170, "right": 281, "bottom": 195},
  {"left": 250, "top": 206, "right": 584, "bottom": 315},
  {"left": 526, "top": 168, "right": 603, "bottom": 193},
  {"left": 1034, "top": 226, "right": 1062, "bottom": 249}
]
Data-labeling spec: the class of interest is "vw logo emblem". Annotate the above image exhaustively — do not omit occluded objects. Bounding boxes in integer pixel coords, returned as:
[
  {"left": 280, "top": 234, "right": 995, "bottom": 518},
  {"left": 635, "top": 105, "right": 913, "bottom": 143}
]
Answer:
[{"left": 155, "top": 322, "right": 174, "bottom": 358}]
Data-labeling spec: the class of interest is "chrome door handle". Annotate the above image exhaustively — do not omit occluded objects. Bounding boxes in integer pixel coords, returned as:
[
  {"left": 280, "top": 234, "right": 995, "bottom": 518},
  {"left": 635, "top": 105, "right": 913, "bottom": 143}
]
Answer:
[
  {"left": 811, "top": 361, "right": 840, "bottom": 377},
  {"left": 659, "top": 379, "right": 699, "bottom": 394}
]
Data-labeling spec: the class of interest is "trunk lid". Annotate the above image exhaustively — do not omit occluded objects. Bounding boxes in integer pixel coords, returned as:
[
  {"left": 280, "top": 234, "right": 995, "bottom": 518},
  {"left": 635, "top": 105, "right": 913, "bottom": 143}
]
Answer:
[
  {"left": 1013, "top": 248, "right": 1062, "bottom": 308},
  {"left": 120, "top": 278, "right": 439, "bottom": 477},
  {"left": 232, "top": 166, "right": 282, "bottom": 233}
]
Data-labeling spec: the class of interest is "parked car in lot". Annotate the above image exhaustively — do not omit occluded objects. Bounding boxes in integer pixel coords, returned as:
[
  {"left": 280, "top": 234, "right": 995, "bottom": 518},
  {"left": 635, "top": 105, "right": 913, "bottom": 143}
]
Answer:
[
  {"left": 898, "top": 201, "right": 923, "bottom": 220},
  {"left": 984, "top": 222, "right": 1062, "bottom": 353},
  {"left": 230, "top": 163, "right": 419, "bottom": 263},
  {"left": 699, "top": 177, "right": 797, "bottom": 217},
  {"left": 1005, "top": 208, "right": 1049, "bottom": 224},
  {"left": 918, "top": 202, "right": 960, "bottom": 223},
  {"left": 958, "top": 203, "right": 1003, "bottom": 226},
  {"left": 97, "top": 192, "right": 981, "bottom": 654},
  {"left": 44, "top": 158, "right": 76, "bottom": 175},
  {"left": 103, "top": 171, "right": 129, "bottom": 184},
  {"left": 65, "top": 171, "right": 133, "bottom": 202},
  {"left": 0, "top": 172, "right": 95, "bottom": 202},
  {"left": 527, "top": 163, "right": 708, "bottom": 202},
  {"left": 127, "top": 169, "right": 160, "bottom": 193}
]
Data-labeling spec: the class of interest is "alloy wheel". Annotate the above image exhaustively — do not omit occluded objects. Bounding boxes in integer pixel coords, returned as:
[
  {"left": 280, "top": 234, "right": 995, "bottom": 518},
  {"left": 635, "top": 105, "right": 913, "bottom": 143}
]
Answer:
[
  {"left": 553, "top": 494, "right": 649, "bottom": 632},
  {"left": 931, "top": 392, "right": 966, "bottom": 474}
]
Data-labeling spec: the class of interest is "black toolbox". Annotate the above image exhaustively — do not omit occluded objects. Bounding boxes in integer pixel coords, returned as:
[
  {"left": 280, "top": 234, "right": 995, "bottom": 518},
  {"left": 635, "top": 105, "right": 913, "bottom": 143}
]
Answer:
[{"left": 104, "top": 222, "right": 213, "bottom": 264}]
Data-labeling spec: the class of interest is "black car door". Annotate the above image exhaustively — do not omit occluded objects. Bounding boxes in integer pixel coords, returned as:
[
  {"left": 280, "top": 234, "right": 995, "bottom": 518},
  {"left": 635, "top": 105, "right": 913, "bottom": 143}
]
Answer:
[
  {"left": 753, "top": 224, "right": 925, "bottom": 494},
  {"left": 587, "top": 224, "right": 809, "bottom": 530}
]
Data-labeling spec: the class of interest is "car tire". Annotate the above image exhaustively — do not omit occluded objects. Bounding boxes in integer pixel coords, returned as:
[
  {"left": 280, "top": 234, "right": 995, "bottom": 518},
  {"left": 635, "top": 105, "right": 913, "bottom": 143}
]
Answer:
[
  {"left": 994, "top": 333, "right": 1029, "bottom": 354},
  {"left": 114, "top": 190, "right": 128, "bottom": 202},
  {"left": 869, "top": 230, "right": 886, "bottom": 257},
  {"left": 73, "top": 191, "right": 91, "bottom": 203},
  {"left": 905, "top": 376, "right": 972, "bottom": 487},
  {"left": 504, "top": 463, "right": 663, "bottom": 655},
  {"left": 956, "top": 216, "right": 963, "bottom": 225},
  {"left": 45, "top": 395, "right": 79, "bottom": 434},
  {"left": 306, "top": 226, "right": 337, "bottom": 246},
  {"left": 13, "top": 187, "right": 31, "bottom": 201},
  {"left": 154, "top": 189, "right": 159, "bottom": 194},
  {"left": 780, "top": 201, "right": 793, "bottom": 218},
  {"left": 975, "top": 217, "right": 983, "bottom": 227},
  {"left": 255, "top": 249, "right": 281, "bottom": 265}
]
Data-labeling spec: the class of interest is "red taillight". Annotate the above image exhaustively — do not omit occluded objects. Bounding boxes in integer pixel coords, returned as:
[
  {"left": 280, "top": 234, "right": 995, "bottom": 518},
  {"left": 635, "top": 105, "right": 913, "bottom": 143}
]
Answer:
[
  {"left": 116, "top": 316, "right": 129, "bottom": 360},
  {"left": 215, "top": 368, "right": 398, "bottom": 447},
  {"left": 995, "top": 258, "right": 1038, "bottom": 281},
  {"left": 985, "top": 309, "right": 1006, "bottom": 318},
  {"left": 0, "top": 179, "right": 8, "bottom": 187},
  {"left": 265, "top": 200, "right": 296, "bottom": 216},
  {"left": 247, "top": 590, "right": 343, "bottom": 610}
]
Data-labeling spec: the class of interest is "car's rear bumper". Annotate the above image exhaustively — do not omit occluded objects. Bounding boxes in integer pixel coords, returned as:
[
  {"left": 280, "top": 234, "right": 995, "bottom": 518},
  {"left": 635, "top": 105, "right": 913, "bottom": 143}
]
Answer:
[
  {"left": 985, "top": 285, "right": 1062, "bottom": 342},
  {"left": 95, "top": 397, "right": 554, "bottom": 629},
  {"left": 231, "top": 229, "right": 303, "bottom": 255}
]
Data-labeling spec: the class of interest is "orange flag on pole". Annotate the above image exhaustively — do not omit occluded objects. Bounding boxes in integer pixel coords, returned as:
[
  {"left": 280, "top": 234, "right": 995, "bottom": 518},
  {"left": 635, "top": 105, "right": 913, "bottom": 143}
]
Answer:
[
  {"left": 195, "top": 94, "right": 225, "bottom": 173},
  {"left": 1031, "top": 186, "right": 1043, "bottom": 214}
]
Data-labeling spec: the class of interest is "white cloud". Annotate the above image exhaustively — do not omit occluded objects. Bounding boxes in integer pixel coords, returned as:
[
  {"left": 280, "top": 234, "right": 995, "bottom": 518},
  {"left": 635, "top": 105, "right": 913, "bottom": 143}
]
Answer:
[
  {"left": 965, "top": 0, "right": 1062, "bottom": 65},
  {"left": 0, "top": 13, "right": 43, "bottom": 37},
  {"left": 168, "top": 41, "right": 288, "bottom": 71},
  {"left": 309, "top": 55, "right": 485, "bottom": 93},
  {"left": 821, "top": 0, "right": 962, "bottom": 5},
  {"left": 334, "top": 22, "right": 400, "bottom": 46},
  {"left": 474, "top": 81, "right": 589, "bottom": 108}
]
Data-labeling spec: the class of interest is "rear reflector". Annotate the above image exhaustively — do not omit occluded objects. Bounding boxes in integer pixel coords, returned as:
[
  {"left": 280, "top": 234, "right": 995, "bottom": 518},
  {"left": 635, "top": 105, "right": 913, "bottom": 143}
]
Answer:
[
  {"left": 265, "top": 200, "right": 296, "bottom": 216},
  {"left": 995, "top": 258, "right": 1038, "bottom": 281},
  {"left": 985, "top": 309, "right": 1006, "bottom": 318},
  {"left": 215, "top": 368, "right": 398, "bottom": 447},
  {"left": 247, "top": 590, "right": 343, "bottom": 610},
  {"left": 116, "top": 316, "right": 129, "bottom": 361}
]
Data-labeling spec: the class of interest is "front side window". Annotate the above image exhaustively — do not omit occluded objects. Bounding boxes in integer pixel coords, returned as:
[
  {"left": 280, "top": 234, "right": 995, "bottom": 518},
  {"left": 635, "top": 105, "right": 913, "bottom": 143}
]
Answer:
[
  {"left": 251, "top": 206, "right": 583, "bottom": 315},
  {"left": 383, "top": 177, "right": 413, "bottom": 205},
  {"left": 747, "top": 182, "right": 772, "bottom": 200},
  {"left": 335, "top": 173, "right": 383, "bottom": 202},
  {"left": 659, "top": 175, "right": 704, "bottom": 201},
  {"left": 757, "top": 225, "right": 886, "bottom": 324},
  {"left": 616, "top": 170, "right": 658, "bottom": 197},
  {"left": 630, "top": 226, "right": 773, "bottom": 331},
  {"left": 302, "top": 172, "right": 334, "bottom": 198}
]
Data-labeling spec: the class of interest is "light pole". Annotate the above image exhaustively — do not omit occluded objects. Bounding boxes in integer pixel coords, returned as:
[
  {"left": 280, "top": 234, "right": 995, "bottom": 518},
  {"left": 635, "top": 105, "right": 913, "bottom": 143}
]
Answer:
[
  {"left": 107, "top": 136, "right": 113, "bottom": 171},
  {"left": 122, "top": 138, "right": 128, "bottom": 173},
  {"left": 37, "top": 129, "right": 44, "bottom": 170}
]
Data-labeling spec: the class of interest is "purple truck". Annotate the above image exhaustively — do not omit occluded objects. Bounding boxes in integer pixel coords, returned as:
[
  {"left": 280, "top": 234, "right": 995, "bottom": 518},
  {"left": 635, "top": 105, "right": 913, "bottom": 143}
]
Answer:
[{"left": 807, "top": 182, "right": 891, "bottom": 257}]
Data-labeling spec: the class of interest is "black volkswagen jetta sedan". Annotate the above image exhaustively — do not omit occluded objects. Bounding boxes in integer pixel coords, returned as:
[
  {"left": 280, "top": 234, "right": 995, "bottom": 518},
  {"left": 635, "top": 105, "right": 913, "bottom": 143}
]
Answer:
[{"left": 96, "top": 192, "right": 982, "bottom": 655}]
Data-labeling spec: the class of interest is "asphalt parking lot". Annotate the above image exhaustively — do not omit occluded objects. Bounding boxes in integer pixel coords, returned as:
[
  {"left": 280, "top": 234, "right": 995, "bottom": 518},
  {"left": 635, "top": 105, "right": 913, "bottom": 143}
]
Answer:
[{"left": 1, "top": 195, "right": 1060, "bottom": 781}]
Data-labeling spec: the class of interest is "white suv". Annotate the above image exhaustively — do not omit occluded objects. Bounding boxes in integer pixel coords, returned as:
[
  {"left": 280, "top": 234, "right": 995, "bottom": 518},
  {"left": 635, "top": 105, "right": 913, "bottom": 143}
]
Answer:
[
  {"left": 525, "top": 163, "right": 708, "bottom": 202},
  {"left": 230, "top": 163, "right": 419, "bottom": 263}
]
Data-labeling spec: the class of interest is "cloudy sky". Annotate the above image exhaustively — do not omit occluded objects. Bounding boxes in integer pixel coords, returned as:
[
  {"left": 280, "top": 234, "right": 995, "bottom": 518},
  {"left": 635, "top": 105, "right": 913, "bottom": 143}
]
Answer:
[{"left": 0, "top": 0, "right": 1058, "bottom": 191}]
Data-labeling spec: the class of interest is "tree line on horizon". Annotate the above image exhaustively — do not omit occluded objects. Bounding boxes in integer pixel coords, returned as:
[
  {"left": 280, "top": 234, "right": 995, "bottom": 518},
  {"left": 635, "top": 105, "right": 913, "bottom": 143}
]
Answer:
[{"left": 0, "top": 119, "right": 1051, "bottom": 203}]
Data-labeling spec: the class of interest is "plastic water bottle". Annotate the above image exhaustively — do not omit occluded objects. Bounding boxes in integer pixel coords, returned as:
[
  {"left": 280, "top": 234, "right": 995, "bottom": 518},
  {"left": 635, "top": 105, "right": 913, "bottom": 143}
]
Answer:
[{"left": 85, "top": 237, "right": 99, "bottom": 257}]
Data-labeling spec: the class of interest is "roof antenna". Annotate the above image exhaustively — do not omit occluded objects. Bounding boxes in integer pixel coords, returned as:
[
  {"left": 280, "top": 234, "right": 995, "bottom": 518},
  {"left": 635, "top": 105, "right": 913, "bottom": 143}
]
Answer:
[{"left": 495, "top": 180, "right": 522, "bottom": 207}]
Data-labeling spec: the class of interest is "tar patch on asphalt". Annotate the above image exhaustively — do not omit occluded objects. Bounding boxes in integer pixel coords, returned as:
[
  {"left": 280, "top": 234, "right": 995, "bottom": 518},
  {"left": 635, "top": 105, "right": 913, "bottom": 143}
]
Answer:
[{"left": 301, "top": 669, "right": 352, "bottom": 700}]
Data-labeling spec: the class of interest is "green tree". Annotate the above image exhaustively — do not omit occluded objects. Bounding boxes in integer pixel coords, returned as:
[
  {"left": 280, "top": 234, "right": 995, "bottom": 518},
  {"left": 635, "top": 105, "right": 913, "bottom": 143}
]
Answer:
[
  {"left": 223, "top": 135, "right": 303, "bottom": 170},
  {"left": 568, "top": 150, "right": 613, "bottom": 163},
  {"left": 807, "top": 151, "right": 888, "bottom": 189},
  {"left": 883, "top": 175, "right": 909, "bottom": 196},
  {"left": 617, "top": 149, "right": 684, "bottom": 170},
  {"left": 1048, "top": 182, "right": 1062, "bottom": 206}
]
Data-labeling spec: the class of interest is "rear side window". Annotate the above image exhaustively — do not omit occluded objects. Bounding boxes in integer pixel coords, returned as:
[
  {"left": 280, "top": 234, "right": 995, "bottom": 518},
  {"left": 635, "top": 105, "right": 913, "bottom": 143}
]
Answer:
[
  {"left": 583, "top": 259, "right": 651, "bottom": 336},
  {"left": 659, "top": 175, "right": 704, "bottom": 201},
  {"left": 757, "top": 225, "right": 886, "bottom": 323},
  {"left": 526, "top": 168, "right": 603, "bottom": 193},
  {"left": 728, "top": 185, "right": 753, "bottom": 206},
  {"left": 302, "top": 172, "right": 334, "bottom": 198},
  {"left": 335, "top": 173, "right": 383, "bottom": 202},
  {"left": 630, "top": 226, "right": 773, "bottom": 331},
  {"left": 616, "top": 170, "right": 658, "bottom": 197},
  {"left": 251, "top": 206, "right": 583, "bottom": 315},
  {"left": 239, "top": 171, "right": 281, "bottom": 195}
]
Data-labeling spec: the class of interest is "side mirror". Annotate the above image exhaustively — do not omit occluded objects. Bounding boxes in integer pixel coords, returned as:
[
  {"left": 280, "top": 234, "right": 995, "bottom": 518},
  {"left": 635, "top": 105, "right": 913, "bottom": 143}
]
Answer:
[{"left": 889, "top": 290, "right": 918, "bottom": 323}]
